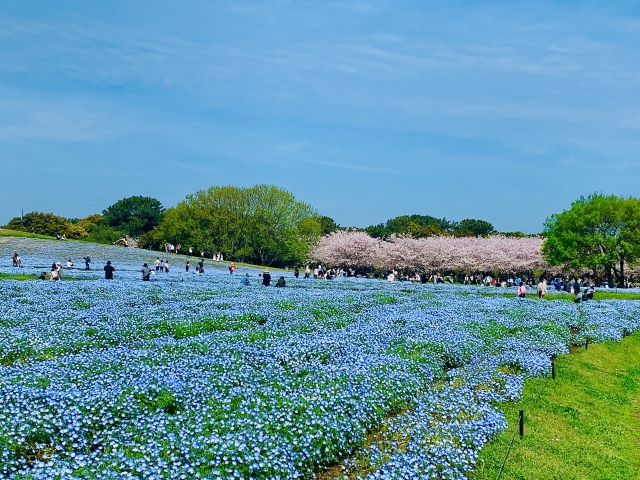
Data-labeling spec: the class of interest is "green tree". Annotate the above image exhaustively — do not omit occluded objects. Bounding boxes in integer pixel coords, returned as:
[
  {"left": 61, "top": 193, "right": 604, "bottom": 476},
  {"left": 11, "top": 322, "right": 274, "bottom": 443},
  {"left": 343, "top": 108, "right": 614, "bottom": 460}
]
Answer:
[
  {"left": 3, "top": 212, "right": 88, "bottom": 238},
  {"left": 77, "top": 214, "right": 124, "bottom": 245},
  {"left": 366, "top": 214, "right": 454, "bottom": 238},
  {"left": 317, "top": 216, "right": 340, "bottom": 235},
  {"left": 153, "top": 185, "right": 320, "bottom": 266},
  {"left": 542, "top": 194, "right": 640, "bottom": 287},
  {"left": 247, "top": 185, "right": 319, "bottom": 265},
  {"left": 102, "top": 196, "right": 165, "bottom": 238},
  {"left": 499, "top": 231, "right": 527, "bottom": 238},
  {"left": 455, "top": 219, "right": 494, "bottom": 237}
]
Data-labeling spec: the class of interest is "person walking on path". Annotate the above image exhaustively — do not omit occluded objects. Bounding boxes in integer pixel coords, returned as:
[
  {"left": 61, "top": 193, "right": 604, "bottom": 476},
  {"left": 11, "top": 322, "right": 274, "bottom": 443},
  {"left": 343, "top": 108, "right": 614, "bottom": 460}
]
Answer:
[
  {"left": 262, "top": 269, "right": 271, "bottom": 286},
  {"left": 537, "top": 278, "right": 548, "bottom": 299},
  {"left": 141, "top": 263, "right": 152, "bottom": 281},
  {"left": 84, "top": 256, "right": 91, "bottom": 270},
  {"left": 104, "top": 261, "right": 115, "bottom": 280}
]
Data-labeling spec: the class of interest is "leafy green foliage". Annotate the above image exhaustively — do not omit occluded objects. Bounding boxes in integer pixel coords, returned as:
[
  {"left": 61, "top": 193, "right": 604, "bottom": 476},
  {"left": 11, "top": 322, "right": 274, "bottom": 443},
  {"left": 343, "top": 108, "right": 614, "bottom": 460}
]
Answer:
[
  {"left": 365, "top": 214, "right": 494, "bottom": 238},
  {"left": 366, "top": 214, "right": 455, "bottom": 238},
  {"left": 75, "top": 214, "right": 124, "bottom": 245},
  {"left": 542, "top": 193, "right": 640, "bottom": 286},
  {"left": 102, "top": 196, "right": 165, "bottom": 238},
  {"left": 317, "top": 216, "right": 340, "bottom": 235},
  {"left": 152, "top": 185, "right": 321, "bottom": 266},
  {"left": 3, "top": 212, "right": 88, "bottom": 239},
  {"left": 454, "top": 218, "right": 494, "bottom": 237}
]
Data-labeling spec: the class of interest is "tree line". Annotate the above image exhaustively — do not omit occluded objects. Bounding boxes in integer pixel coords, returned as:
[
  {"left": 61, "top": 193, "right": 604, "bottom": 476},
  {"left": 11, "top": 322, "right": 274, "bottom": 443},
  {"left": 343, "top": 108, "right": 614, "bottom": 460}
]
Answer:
[
  {"left": 313, "top": 193, "right": 640, "bottom": 287},
  {"left": 364, "top": 214, "right": 502, "bottom": 238},
  {"left": 3, "top": 185, "right": 503, "bottom": 266},
  {"left": 5, "top": 189, "right": 639, "bottom": 279}
]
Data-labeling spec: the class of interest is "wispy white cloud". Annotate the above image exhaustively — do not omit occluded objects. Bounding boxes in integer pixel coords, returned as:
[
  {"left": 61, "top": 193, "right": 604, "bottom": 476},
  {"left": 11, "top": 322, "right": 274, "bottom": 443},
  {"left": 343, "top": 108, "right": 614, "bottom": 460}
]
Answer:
[{"left": 1, "top": 2, "right": 640, "bottom": 231}]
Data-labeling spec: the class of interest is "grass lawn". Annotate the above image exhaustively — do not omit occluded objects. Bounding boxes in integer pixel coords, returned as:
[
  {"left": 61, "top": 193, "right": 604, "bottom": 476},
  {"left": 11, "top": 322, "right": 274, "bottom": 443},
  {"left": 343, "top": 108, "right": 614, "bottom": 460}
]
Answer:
[
  {"left": 474, "top": 331, "right": 640, "bottom": 480},
  {"left": 0, "top": 228, "right": 57, "bottom": 240},
  {"left": 492, "top": 290, "right": 640, "bottom": 301},
  {"left": 0, "top": 272, "right": 39, "bottom": 281}
]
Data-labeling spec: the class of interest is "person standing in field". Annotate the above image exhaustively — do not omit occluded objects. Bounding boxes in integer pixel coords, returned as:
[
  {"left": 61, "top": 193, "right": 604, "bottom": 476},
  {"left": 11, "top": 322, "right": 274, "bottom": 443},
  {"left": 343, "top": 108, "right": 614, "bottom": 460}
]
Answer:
[
  {"left": 154, "top": 257, "right": 161, "bottom": 272},
  {"left": 141, "top": 263, "right": 151, "bottom": 281},
  {"left": 294, "top": 267, "right": 299, "bottom": 278},
  {"left": 537, "top": 278, "right": 547, "bottom": 299},
  {"left": 517, "top": 283, "right": 527, "bottom": 298},
  {"left": 305, "top": 265, "right": 310, "bottom": 279},
  {"left": 66, "top": 259, "right": 73, "bottom": 270},
  {"left": 49, "top": 268, "right": 59, "bottom": 280},
  {"left": 164, "top": 260, "right": 170, "bottom": 273},
  {"left": 159, "top": 259, "right": 165, "bottom": 272},
  {"left": 56, "top": 262, "right": 63, "bottom": 280},
  {"left": 262, "top": 269, "right": 271, "bottom": 286},
  {"left": 229, "top": 263, "right": 236, "bottom": 274},
  {"left": 84, "top": 256, "right": 91, "bottom": 270},
  {"left": 572, "top": 279, "right": 581, "bottom": 295},
  {"left": 185, "top": 261, "right": 190, "bottom": 272},
  {"left": 104, "top": 261, "right": 115, "bottom": 280}
]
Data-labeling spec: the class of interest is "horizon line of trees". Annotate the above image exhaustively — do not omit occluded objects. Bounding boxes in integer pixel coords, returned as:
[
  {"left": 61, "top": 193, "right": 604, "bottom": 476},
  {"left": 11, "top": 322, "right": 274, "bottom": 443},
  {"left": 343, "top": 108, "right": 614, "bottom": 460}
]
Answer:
[
  {"left": 6, "top": 189, "right": 637, "bottom": 277},
  {"left": 312, "top": 193, "right": 640, "bottom": 286},
  {"left": 363, "top": 214, "right": 530, "bottom": 239},
  {"left": 2, "top": 186, "right": 515, "bottom": 266}
]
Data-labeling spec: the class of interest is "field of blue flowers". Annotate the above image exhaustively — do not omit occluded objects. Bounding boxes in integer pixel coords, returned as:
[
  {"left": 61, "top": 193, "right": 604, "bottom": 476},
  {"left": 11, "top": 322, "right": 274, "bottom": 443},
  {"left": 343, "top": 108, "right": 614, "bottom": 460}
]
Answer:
[{"left": 1, "top": 237, "right": 639, "bottom": 480}]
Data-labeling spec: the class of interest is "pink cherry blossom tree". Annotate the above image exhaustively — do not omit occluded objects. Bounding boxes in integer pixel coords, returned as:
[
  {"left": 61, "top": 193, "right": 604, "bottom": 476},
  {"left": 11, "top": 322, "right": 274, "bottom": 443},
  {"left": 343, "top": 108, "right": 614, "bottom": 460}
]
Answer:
[{"left": 310, "top": 231, "right": 563, "bottom": 275}]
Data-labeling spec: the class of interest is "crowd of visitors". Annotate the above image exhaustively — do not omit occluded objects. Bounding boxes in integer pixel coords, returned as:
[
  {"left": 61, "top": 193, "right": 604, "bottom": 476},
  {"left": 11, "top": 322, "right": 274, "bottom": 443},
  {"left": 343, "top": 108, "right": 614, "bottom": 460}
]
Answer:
[{"left": 3, "top": 251, "right": 623, "bottom": 303}]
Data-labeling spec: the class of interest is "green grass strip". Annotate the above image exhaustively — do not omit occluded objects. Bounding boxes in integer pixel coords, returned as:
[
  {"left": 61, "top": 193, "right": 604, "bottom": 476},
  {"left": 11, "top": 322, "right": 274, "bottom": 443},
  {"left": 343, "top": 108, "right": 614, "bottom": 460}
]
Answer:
[
  {"left": 0, "top": 228, "right": 57, "bottom": 240},
  {"left": 0, "top": 272, "right": 39, "bottom": 281},
  {"left": 474, "top": 332, "right": 640, "bottom": 480},
  {"left": 489, "top": 290, "right": 640, "bottom": 301}
]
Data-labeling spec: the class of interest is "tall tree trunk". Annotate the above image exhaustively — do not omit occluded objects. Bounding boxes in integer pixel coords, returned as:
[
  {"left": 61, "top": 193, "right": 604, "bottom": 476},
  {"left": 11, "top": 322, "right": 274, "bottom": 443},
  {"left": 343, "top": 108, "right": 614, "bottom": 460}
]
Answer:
[{"left": 619, "top": 259, "right": 625, "bottom": 288}]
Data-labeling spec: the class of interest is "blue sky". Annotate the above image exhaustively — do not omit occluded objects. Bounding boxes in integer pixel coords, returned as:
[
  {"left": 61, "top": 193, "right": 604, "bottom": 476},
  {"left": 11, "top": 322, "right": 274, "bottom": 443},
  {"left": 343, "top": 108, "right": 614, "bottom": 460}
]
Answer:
[{"left": 1, "top": 1, "right": 639, "bottom": 233}]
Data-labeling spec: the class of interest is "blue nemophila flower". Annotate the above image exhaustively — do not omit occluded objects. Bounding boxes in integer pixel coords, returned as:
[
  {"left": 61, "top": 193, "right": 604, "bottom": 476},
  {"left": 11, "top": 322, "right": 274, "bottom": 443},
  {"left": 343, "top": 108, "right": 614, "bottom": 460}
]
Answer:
[{"left": 0, "top": 237, "right": 638, "bottom": 479}]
